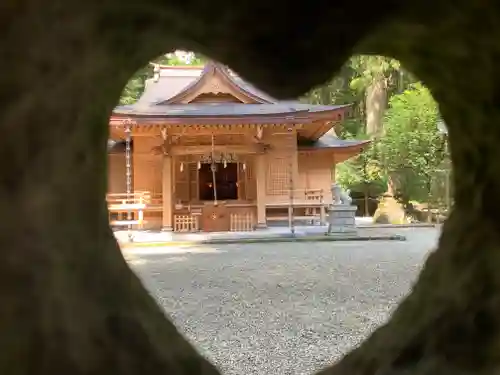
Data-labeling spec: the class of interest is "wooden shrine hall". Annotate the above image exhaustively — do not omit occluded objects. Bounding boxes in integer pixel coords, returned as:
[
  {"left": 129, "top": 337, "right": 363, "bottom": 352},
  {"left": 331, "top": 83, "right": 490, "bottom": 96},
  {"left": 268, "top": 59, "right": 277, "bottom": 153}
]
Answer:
[{"left": 107, "top": 61, "right": 369, "bottom": 232}]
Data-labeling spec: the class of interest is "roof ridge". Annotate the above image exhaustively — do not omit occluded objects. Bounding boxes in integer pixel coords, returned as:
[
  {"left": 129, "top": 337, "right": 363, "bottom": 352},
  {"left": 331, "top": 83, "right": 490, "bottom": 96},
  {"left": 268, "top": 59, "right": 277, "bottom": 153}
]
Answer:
[{"left": 151, "top": 63, "right": 205, "bottom": 70}]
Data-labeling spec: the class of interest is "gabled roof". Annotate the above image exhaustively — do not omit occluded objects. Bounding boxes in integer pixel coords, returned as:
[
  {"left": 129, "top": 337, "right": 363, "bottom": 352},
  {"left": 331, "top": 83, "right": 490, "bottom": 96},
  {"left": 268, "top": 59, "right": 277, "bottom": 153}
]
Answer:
[
  {"left": 136, "top": 65, "right": 202, "bottom": 105},
  {"left": 136, "top": 62, "right": 277, "bottom": 106},
  {"left": 119, "top": 61, "right": 350, "bottom": 116},
  {"left": 112, "top": 61, "right": 352, "bottom": 140},
  {"left": 158, "top": 62, "right": 275, "bottom": 104},
  {"left": 230, "top": 75, "right": 277, "bottom": 103}
]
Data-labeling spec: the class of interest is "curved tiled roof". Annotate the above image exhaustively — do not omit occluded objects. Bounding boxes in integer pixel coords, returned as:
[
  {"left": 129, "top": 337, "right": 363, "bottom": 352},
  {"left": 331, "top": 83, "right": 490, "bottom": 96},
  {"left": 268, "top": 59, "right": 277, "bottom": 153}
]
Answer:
[
  {"left": 153, "top": 62, "right": 274, "bottom": 104},
  {"left": 135, "top": 62, "right": 275, "bottom": 105},
  {"left": 298, "top": 133, "right": 370, "bottom": 150},
  {"left": 230, "top": 75, "right": 277, "bottom": 103},
  {"left": 137, "top": 75, "right": 198, "bottom": 105},
  {"left": 113, "top": 62, "right": 352, "bottom": 141},
  {"left": 113, "top": 102, "right": 348, "bottom": 117},
  {"left": 121, "top": 61, "right": 349, "bottom": 118}
]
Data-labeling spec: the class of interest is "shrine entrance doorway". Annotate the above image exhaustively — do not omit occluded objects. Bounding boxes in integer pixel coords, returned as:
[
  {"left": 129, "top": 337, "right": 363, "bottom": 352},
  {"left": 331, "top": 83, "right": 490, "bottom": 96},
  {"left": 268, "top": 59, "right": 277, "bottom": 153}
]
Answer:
[{"left": 198, "top": 162, "right": 239, "bottom": 201}]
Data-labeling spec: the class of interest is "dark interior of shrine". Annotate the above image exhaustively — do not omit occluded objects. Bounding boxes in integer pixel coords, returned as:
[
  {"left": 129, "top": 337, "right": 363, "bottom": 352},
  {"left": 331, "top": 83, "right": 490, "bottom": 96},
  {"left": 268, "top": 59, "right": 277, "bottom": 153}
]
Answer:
[{"left": 198, "top": 162, "right": 239, "bottom": 201}]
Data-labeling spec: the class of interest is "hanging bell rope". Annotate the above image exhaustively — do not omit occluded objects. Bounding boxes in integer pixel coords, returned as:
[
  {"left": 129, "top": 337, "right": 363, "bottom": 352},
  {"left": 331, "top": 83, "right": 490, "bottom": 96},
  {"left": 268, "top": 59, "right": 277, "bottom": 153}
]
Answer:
[
  {"left": 210, "top": 134, "right": 218, "bottom": 205},
  {"left": 122, "top": 118, "right": 134, "bottom": 242}
]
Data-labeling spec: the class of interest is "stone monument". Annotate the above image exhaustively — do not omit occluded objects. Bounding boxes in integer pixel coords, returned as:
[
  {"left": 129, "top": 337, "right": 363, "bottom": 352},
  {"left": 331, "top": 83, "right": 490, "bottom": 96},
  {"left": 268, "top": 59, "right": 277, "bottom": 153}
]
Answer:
[{"left": 326, "top": 183, "right": 358, "bottom": 236}]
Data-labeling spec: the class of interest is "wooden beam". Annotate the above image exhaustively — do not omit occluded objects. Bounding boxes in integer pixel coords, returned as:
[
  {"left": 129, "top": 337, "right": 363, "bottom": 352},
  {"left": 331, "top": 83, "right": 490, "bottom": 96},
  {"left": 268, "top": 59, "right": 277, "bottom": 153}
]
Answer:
[
  {"left": 169, "top": 144, "right": 266, "bottom": 156},
  {"left": 166, "top": 124, "right": 270, "bottom": 135},
  {"left": 307, "top": 120, "right": 330, "bottom": 140}
]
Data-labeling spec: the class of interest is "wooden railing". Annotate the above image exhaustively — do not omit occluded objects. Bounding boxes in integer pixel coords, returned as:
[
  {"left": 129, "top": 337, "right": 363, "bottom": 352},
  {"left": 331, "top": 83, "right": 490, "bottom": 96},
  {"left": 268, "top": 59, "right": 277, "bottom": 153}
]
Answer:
[
  {"left": 107, "top": 191, "right": 162, "bottom": 228},
  {"left": 230, "top": 212, "right": 255, "bottom": 232},
  {"left": 266, "top": 189, "right": 324, "bottom": 206},
  {"left": 266, "top": 189, "right": 326, "bottom": 225},
  {"left": 107, "top": 191, "right": 162, "bottom": 211},
  {"left": 174, "top": 214, "right": 200, "bottom": 232}
]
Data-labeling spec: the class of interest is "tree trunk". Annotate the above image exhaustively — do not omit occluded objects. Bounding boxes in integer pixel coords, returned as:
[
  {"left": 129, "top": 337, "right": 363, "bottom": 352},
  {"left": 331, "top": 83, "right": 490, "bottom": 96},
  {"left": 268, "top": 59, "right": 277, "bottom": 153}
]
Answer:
[
  {"left": 364, "top": 188, "right": 370, "bottom": 216},
  {"left": 387, "top": 173, "right": 396, "bottom": 197},
  {"left": 320, "top": 85, "right": 331, "bottom": 104},
  {"left": 0, "top": 6, "right": 223, "bottom": 374},
  {"left": 427, "top": 178, "right": 433, "bottom": 223},
  {"left": 365, "top": 76, "right": 388, "bottom": 136}
]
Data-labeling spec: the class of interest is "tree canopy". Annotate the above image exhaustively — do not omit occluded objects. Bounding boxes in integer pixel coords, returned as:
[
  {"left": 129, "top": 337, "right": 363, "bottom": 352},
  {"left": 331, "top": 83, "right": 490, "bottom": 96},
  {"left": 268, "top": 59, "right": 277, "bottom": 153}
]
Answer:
[{"left": 379, "top": 83, "right": 447, "bottom": 204}]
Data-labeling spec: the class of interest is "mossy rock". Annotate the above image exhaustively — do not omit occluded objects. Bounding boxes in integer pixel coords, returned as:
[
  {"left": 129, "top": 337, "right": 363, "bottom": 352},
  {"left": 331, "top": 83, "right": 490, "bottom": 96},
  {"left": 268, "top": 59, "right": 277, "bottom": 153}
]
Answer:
[{"left": 373, "top": 196, "right": 407, "bottom": 224}]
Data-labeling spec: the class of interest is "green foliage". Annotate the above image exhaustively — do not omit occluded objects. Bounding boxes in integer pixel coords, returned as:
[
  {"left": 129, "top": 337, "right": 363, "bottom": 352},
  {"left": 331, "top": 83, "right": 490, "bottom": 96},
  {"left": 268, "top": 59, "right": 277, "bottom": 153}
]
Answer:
[
  {"left": 335, "top": 137, "right": 387, "bottom": 197},
  {"left": 337, "top": 118, "right": 363, "bottom": 139},
  {"left": 302, "top": 62, "right": 366, "bottom": 137},
  {"left": 304, "top": 57, "right": 447, "bottom": 208},
  {"left": 303, "top": 55, "right": 443, "bottom": 209},
  {"left": 119, "top": 66, "right": 150, "bottom": 105},
  {"left": 349, "top": 55, "right": 399, "bottom": 92},
  {"left": 302, "top": 54, "right": 416, "bottom": 138},
  {"left": 349, "top": 55, "right": 417, "bottom": 97},
  {"left": 303, "top": 63, "right": 360, "bottom": 105},
  {"left": 379, "top": 82, "right": 447, "bottom": 203},
  {"left": 302, "top": 55, "right": 404, "bottom": 198},
  {"left": 153, "top": 52, "right": 205, "bottom": 66}
]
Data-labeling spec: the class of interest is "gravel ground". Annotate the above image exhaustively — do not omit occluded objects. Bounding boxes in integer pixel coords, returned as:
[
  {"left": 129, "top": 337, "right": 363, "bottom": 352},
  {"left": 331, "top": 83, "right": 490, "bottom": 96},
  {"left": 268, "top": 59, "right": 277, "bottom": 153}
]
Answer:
[{"left": 128, "top": 227, "right": 440, "bottom": 375}]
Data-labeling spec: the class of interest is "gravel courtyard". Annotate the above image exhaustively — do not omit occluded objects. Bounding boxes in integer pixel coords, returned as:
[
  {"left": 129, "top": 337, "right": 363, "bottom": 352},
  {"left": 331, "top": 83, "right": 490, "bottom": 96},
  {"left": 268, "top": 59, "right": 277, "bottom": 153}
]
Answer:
[{"left": 127, "top": 228, "right": 440, "bottom": 375}]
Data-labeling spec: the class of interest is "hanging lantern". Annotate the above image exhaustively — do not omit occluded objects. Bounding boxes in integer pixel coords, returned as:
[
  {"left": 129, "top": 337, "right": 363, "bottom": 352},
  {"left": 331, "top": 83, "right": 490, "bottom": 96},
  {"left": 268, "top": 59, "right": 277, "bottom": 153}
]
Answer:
[
  {"left": 223, "top": 160, "right": 227, "bottom": 168},
  {"left": 197, "top": 161, "right": 201, "bottom": 170},
  {"left": 180, "top": 162, "right": 184, "bottom": 172}
]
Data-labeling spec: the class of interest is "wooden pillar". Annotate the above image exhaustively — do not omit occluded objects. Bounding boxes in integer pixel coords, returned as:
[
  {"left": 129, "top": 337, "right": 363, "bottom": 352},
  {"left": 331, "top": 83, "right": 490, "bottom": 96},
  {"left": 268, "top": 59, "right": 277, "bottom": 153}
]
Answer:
[
  {"left": 162, "top": 155, "right": 173, "bottom": 231},
  {"left": 255, "top": 154, "right": 267, "bottom": 228}
]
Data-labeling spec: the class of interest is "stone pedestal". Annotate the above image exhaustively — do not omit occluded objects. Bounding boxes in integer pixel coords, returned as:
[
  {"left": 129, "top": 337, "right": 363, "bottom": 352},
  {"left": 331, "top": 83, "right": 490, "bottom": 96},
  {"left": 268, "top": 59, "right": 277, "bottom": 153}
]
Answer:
[
  {"left": 255, "top": 222, "right": 268, "bottom": 230},
  {"left": 326, "top": 205, "right": 358, "bottom": 235}
]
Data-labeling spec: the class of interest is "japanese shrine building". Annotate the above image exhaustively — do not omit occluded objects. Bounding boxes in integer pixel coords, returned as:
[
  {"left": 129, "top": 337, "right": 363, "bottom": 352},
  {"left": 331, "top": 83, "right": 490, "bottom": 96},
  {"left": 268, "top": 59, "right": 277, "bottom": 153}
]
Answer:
[{"left": 107, "top": 61, "right": 369, "bottom": 232}]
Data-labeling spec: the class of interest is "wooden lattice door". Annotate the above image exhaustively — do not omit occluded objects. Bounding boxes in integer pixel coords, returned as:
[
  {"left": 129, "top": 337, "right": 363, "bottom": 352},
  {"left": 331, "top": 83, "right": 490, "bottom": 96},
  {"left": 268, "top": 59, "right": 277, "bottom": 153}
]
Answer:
[
  {"left": 244, "top": 160, "right": 256, "bottom": 200},
  {"left": 175, "top": 160, "right": 189, "bottom": 203},
  {"left": 238, "top": 162, "right": 246, "bottom": 200},
  {"left": 188, "top": 162, "right": 199, "bottom": 201},
  {"left": 266, "top": 157, "right": 291, "bottom": 195}
]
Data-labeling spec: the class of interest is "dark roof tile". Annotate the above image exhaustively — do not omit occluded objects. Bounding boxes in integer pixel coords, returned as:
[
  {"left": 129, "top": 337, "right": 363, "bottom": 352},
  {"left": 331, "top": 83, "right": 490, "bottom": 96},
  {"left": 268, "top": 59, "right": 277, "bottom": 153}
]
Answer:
[
  {"left": 298, "top": 133, "right": 370, "bottom": 149},
  {"left": 137, "top": 75, "right": 199, "bottom": 105},
  {"left": 114, "top": 103, "right": 348, "bottom": 117}
]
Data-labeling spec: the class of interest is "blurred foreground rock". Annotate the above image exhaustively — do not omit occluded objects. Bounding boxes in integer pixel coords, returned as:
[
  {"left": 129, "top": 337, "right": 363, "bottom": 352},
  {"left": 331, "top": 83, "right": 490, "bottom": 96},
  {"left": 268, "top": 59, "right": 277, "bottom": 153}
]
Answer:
[{"left": 2, "top": 0, "right": 500, "bottom": 374}]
